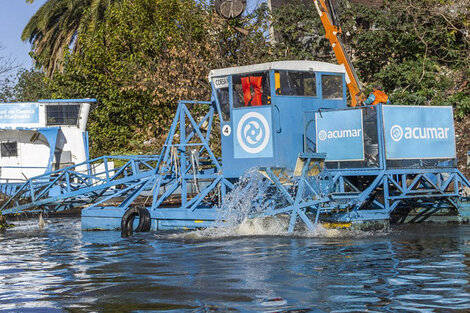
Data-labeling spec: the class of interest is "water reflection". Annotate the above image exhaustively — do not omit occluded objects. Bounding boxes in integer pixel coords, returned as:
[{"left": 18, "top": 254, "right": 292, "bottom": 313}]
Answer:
[{"left": 0, "top": 219, "right": 469, "bottom": 312}]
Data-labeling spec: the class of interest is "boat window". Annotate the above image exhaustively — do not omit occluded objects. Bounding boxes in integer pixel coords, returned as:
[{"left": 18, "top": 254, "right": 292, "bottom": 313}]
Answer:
[
  {"left": 46, "top": 105, "right": 80, "bottom": 126},
  {"left": 321, "top": 75, "right": 343, "bottom": 99},
  {"left": 274, "top": 71, "right": 317, "bottom": 97},
  {"left": 1, "top": 142, "right": 18, "bottom": 157},
  {"left": 213, "top": 76, "right": 230, "bottom": 121},
  {"left": 232, "top": 72, "right": 270, "bottom": 108},
  {"left": 217, "top": 88, "right": 230, "bottom": 121}
]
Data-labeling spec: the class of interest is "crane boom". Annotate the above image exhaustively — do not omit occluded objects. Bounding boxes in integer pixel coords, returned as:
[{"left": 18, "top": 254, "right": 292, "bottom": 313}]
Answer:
[{"left": 313, "top": 0, "right": 364, "bottom": 106}]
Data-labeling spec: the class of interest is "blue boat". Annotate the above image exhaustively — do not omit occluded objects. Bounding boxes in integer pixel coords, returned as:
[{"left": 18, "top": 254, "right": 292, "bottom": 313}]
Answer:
[{"left": 1, "top": 61, "right": 469, "bottom": 234}]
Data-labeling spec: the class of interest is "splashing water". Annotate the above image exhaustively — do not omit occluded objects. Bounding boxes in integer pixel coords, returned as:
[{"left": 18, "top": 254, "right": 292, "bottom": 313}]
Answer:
[
  {"left": 172, "top": 169, "right": 356, "bottom": 239},
  {"left": 171, "top": 168, "right": 386, "bottom": 239},
  {"left": 188, "top": 168, "right": 289, "bottom": 238},
  {"left": 215, "top": 169, "right": 283, "bottom": 227}
]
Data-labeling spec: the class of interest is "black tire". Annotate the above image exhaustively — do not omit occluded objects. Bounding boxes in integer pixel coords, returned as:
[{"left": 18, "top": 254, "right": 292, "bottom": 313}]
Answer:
[{"left": 121, "top": 206, "right": 151, "bottom": 237}]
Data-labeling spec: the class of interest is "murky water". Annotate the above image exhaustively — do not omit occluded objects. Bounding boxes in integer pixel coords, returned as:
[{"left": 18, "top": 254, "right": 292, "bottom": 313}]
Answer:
[{"left": 1, "top": 218, "right": 470, "bottom": 312}]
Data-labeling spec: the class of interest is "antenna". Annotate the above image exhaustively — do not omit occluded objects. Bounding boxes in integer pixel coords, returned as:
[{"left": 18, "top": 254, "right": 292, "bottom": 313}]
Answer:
[{"left": 215, "top": 0, "right": 247, "bottom": 19}]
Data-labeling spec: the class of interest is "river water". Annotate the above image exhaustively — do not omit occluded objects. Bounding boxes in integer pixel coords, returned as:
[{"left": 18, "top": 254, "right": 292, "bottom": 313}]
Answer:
[{"left": 1, "top": 218, "right": 470, "bottom": 312}]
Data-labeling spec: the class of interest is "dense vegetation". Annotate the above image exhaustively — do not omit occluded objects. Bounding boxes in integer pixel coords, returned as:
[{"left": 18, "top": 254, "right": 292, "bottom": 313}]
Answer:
[{"left": 1, "top": 0, "right": 469, "bottom": 166}]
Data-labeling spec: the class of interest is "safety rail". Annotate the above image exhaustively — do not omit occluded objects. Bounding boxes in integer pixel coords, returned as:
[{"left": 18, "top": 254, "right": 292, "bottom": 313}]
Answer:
[
  {"left": 0, "top": 154, "right": 160, "bottom": 215},
  {"left": 0, "top": 99, "right": 218, "bottom": 217},
  {"left": 0, "top": 166, "right": 48, "bottom": 184}
]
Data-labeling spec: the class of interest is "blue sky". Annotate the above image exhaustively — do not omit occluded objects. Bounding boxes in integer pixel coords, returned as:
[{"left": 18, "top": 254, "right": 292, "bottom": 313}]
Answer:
[{"left": 0, "top": 0, "right": 47, "bottom": 71}]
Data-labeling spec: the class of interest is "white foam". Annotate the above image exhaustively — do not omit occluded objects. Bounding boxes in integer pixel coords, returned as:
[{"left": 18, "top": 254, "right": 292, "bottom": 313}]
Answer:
[{"left": 170, "top": 168, "right": 388, "bottom": 240}]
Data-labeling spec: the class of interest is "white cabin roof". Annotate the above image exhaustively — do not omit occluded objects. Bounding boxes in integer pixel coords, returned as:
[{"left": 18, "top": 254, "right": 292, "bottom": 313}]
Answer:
[
  {"left": 208, "top": 60, "right": 346, "bottom": 81},
  {"left": 0, "top": 99, "right": 95, "bottom": 131}
]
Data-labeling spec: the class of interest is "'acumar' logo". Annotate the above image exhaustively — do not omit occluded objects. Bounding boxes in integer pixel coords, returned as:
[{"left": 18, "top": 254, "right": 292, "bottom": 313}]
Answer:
[
  {"left": 390, "top": 125, "right": 403, "bottom": 142},
  {"left": 318, "top": 128, "right": 362, "bottom": 141},
  {"left": 390, "top": 124, "right": 449, "bottom": 142},
  {"left": 237, "top": 112, "right": 270, "bottom": 154}
]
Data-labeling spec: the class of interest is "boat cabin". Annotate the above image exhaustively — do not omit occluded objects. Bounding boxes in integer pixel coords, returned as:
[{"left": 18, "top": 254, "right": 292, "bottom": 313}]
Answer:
[
  {"left": 0, "top": 99, "right": 96, "bottom": 183},
  {"left": 209, "top": 60, "right": 347, "bottom": 177}
]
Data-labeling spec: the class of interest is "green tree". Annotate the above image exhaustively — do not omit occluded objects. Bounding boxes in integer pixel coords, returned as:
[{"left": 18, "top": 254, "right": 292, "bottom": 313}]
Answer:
[
  {"left": 269, "top": 0, "right": 333, "bottom": 61},
  {"left": 49, "top": 0, "right": 269, "bottom": 156},
  {"left": 339, "top": 0, "right": 470, "bottom": 113},
  {"left": 13, "top": 69, "right": 51, "bottom": 101},
  {"left": 22, "top": 0, "right": 121, "bottom": 76},
  {"left": 35, "top": 0, "right": 469, "bottom": 158},
  {"left": 0, "top": 69, "right": 51, "bottom": 102},
  {"left": 267, "top": 0, "right": 469, "bottom": 115}
]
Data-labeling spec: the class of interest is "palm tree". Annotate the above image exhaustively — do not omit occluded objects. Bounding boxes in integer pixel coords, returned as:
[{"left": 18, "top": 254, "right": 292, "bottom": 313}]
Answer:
[{"left": 22, "top": 0, "right": 120, "bottom": 76}]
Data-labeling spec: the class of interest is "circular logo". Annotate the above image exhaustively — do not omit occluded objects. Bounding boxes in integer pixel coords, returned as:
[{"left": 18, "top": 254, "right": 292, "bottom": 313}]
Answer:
[
  {"left": 237, "top": 112, "right": 270, "bottom": 154},
  {"left": 318, "top": 130, "right": 327, "bottom": 141},
  {"left": 390, "top": 124, "right": 403, "bottom": 142},
  {"left": 222, "top": 124, "right": 231, "bottom": 136}
]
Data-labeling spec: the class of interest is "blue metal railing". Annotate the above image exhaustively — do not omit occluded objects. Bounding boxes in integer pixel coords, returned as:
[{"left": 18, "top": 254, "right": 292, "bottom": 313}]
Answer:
[{"left": 0, "top": 154, "right": 161, "bottom": 214}]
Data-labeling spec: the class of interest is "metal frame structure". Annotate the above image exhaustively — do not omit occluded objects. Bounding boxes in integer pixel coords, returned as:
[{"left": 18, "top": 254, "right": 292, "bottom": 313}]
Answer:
[
  {"left": 0, "top": 155, "right": 160, "bottom": 215},
  {"left": 322, "top": 104, "right": 470, "bottom": 225},
  {"left": 238, "top": 160, "right": 470, "bottom": 232},
  {"left": 1, "top": 66, "right": 470, "bottom": 234},
  {"left": 0, "top": 101, "right": 234, "bottom": 230},
  {"left": 250, "top": 104, "right": 470, "bottom": 232},
  {"left": 82, "top": 101, "right": 235, "bottom": 230}
]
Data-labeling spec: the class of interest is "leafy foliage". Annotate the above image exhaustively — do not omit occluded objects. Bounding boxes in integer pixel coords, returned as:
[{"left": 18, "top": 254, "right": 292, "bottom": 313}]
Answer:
[
  {"left": 269, "top": 0, "right": 334, "bottom": 61},
  {"left": 7, "top": 0, "right": 469, "bottom": 157},
  {"left": 339, "top": 0, "right": 470, "bottom": 114},
  {"left": 0, "top": 69, "right": 51, "bottom": 102},
  {"left": 49, "top": 0, "right": 270, "bottom": 156},
  {"left": 23, "top": 0, "right": 122, "bottom": 76}
]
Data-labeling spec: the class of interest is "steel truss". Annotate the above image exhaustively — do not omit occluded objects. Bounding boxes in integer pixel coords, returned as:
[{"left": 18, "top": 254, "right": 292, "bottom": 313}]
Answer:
[
  {"left": 248, "top": 165, "right": 470, "bottom": 232},
  {"left": 0, "top": 155, "right": 160, "bottom": 215},
  {"left": 1, "top": 101, "right": 234, "bottom": 223},
  {"left": 2, "top": 100, "right": 470, "bottom": 232},
  {"left": 83, "top": 101, "right": 234, "bottom": 230}
]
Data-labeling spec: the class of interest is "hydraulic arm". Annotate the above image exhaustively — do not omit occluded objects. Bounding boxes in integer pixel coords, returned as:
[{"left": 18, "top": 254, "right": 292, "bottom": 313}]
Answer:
[{"left": 313, "top": 0, "right": 364, "bottom": 106}]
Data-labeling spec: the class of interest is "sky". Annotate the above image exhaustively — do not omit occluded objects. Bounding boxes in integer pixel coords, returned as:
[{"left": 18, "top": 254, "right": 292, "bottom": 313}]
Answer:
[{"left": 0, "top": 0, "right": 47, "bottom": 71}]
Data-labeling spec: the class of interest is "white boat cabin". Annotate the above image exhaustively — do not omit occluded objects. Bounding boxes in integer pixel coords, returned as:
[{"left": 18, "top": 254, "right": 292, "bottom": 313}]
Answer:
[{"left": 0, "top": 99, "right": 95, "bottom": 183}]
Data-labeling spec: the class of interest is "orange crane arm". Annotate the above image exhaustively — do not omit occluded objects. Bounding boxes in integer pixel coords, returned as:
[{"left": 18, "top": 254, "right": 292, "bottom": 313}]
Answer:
[{"left": 313, "top": 0, "right": 364, "bottom": 106}]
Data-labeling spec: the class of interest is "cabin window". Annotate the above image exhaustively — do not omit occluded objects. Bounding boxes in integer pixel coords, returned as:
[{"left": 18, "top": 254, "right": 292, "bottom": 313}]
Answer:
[
  {"left": 321, "top": 75, "right": 343, "bottom": 99},
  {"left": 46, "top": 105, "right": 80, "bottom": 126},
  {"left": 274, "top": 71, "right": 317, "bottom": 97},
  {"left": 1, "top": 142, "right": 18, "bottom": 157},
  {"left": 232, "top": 72, "right": 270, "bottom": 108},
  {"left": 216, "top": 88, "right": 230, "bottom": 121},
  {"left": 212, "top": 76, "right": 231, "bottom": 121}
]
